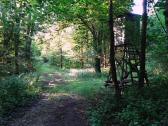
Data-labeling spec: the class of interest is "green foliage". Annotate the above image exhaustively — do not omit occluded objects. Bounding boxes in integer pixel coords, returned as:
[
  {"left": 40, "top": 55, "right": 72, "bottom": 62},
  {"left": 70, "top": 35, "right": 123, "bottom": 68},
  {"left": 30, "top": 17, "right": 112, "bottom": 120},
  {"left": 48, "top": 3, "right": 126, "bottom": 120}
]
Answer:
[
  {"left": 147, "top": 9, "right": 168, "bottom": 74},
  {"left": 117, "top": 99, "right": 160, "bottom": 126},
  {"left": 0, "top": 76, "right": 27, "bottom": 115},
  {"left": 49, "top": 52, "right": 85, "bottom": 69},
  {"left": 32, "top": 42, "right": 41, "bottom": 57},
  {"left": 36, "top": 63, "right": 59, "bottom": 73},
  {"left": 88, "top": 89, "right": 123, "bottom": 126},
  {"left": 63, "top": 57, "right": 82, "bottom": 68},
  {"left": 117, "top": 83, "right": 168, "bottom": 126},
  {"left": 0, "top": 73, "right": 40, "bottom": 116},
  {"left": 89, "top": 76, "right": 168, "bottom": 126},
  {"left": 49, "top": 52, "right": 63, "bottom": 67},
  {"left": 0, "top": 0, "right": 49, "bottom": 74}
]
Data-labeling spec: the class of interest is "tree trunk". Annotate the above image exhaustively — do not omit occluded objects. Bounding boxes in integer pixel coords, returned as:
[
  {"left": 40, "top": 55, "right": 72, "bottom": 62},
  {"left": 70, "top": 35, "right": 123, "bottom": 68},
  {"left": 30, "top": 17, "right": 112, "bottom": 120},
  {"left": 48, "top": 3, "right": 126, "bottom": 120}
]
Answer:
[
  {"left": 109, "top": 0, "right": 120, "bottom": 97},
  {"left": 103, "top": 51, "right": 107, "bottom": 68},
  {"left": 14, "top": 19, "right": 20, "bottom": 74},
  {"left": 25, "top": 11, "right": 34, "bottom": 63},
  {"left": 60, "top": 48, "right": 63, "bottom": 68},
  {"left": 102, "top": 31, "right": 108, "bottom": 68},
  {"left": 95, "top": 56, "right": 101, "bottom": 73},
  {"left": 139, "top": 0, "right": 148, "bottom": 87},
  {"left": 93, "top": 34, "right": 102, "bottom": 74},
  {"left": 25, "top": 24, "right": 34, "bottom": 62},
  {"left": 81, "top": 46, "right": 84, "bottom": 68}
]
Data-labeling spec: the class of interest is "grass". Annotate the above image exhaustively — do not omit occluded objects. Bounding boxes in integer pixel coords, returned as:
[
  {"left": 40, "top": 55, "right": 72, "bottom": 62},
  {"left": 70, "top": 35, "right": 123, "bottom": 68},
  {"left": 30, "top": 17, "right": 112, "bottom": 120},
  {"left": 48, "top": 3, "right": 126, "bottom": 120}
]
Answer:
[
  {"left": 51, "top": 69, "right": 107, "bottom": 99},
  {"left": 50, "top": 79, "right": 105, "bottom": 98},
  {"left": 36, "top": 63, "right": 69, "bottom": 74},
  {"left": 37, "top": 63, "right": 108, "bottom": 99}
]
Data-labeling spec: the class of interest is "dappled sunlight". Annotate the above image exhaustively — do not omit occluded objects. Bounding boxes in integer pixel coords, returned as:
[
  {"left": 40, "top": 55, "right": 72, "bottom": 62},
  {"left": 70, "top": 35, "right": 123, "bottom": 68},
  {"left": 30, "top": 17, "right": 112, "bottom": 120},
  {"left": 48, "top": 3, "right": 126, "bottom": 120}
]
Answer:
[
  {"left": 38, "top": 72, "right": 66, "bottom": 89},
  {"left": 68, "top": 68, "right": 95, "bottom": 78},
  {"left": 35, "top": 24, "right": 76, "bottom": 59},
  {"left": 49, "top": 69, "right": 105, "bottom": 98}
]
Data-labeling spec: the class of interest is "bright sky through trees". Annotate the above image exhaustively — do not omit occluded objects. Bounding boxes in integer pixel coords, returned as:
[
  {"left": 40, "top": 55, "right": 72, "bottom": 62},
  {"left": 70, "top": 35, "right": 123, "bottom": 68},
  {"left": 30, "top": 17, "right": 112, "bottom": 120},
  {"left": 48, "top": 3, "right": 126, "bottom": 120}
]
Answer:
[
  {"left": 132, "top": 0, "right": 143, "bottom": 15},
  {"left": 132, "top": 0, "right": 158, "bottom": 15}
]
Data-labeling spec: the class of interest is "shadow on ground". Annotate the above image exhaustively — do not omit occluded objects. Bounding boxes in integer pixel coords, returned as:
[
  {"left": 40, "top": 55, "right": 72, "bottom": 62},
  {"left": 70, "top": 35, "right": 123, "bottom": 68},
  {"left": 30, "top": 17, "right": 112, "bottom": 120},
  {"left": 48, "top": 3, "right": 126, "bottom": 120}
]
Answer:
[{"left": 6, "top": 73, "right": 89, "bottom": 126}]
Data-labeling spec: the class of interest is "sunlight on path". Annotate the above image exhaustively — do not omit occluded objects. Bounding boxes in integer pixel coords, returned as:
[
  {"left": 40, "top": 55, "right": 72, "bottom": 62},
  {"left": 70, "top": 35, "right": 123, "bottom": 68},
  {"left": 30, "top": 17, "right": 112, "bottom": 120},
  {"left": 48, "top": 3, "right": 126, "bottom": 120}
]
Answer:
[{"left": 68, "top": 68, "right": 95, "bottom": 77}]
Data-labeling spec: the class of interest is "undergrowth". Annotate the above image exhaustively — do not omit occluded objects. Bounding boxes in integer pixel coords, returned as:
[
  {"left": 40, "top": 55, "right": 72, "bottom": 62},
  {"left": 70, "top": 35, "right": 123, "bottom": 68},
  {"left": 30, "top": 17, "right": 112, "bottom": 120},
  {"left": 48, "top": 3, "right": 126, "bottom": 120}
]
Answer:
[
  {"left": 89, "top": 75, "right": 168, "bottom": 126},
  {"left": 0, "top": 73, "right": 41, "bottom": 117}
]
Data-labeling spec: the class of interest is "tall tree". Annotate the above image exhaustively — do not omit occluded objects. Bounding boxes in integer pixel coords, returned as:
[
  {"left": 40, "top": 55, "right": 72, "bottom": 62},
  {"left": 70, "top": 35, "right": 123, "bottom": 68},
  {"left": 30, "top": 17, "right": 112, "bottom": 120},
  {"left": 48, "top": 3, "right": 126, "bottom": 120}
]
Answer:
[
  {"left": 0, "top": 0, "right": 48, "bottom": 74},
  {"left": 24, "top": 0, "right": 48, "bottom": 63},
  {"left": 139, "top": 0, "right": 148, "bottom": 87},
  {"left": 109, "top": 0, "right": 120, "bottom": 97},
  {"left": 25, "top": 10, "right": 35, "bottom": 62},
  {"left": 13, "top": 16, "right": 21, "bottom": 74},
  {"left": 12, "top": 0, "right": 22, "bottom": 74}
]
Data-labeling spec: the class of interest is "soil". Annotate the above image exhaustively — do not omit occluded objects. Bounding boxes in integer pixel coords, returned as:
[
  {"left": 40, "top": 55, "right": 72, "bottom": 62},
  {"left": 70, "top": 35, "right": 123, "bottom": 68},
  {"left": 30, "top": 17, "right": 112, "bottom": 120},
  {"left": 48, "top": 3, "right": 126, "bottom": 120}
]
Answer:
[{"left": 5, "top": 73, "right": 89, "bottom": 126}]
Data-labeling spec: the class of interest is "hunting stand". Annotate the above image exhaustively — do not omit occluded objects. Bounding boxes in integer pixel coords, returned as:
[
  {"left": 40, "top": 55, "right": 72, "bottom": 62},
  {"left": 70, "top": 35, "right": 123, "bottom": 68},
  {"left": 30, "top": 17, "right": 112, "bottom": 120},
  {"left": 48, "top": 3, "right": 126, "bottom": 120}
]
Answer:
[{"left": 105, "top": 13, "right": 148, "bottom": 89}]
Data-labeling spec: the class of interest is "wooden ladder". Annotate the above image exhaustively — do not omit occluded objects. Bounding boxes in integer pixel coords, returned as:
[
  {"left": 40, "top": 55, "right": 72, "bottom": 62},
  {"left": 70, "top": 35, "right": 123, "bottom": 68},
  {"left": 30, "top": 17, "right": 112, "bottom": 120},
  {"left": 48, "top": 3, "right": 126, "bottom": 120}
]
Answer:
[{"left": 126, "top": 45, "right": 140, "bottom": 84}]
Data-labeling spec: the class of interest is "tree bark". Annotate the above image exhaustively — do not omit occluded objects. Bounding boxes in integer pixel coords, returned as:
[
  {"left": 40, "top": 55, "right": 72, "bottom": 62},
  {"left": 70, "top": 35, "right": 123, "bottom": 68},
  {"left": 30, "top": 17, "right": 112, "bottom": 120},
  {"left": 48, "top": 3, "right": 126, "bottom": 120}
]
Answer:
[
  {"left": 139, "top": 0, "right": 148, "bottom": 87},
  {"left": 81, "top": 46, "right": 84, "bottom": 68},
  {"left": 25, "top": 23, "right": 34, "bottom": 62},
  {"left": 95, "top": 56, "right": 101, "bottom": 73},
  {"left": 60, "top": 48, "right": 63, "bottom": 68},
  {"left": 109, "top": 0, "right": 120, "bottom": 97},
  {"left": 103, "top": 48, "right": 107, "bottom": 68},
  {"left": 14, "top": 18, "right": 20, "bottom": 74},
  {"left": 93, "top": 32, "right": 102, "bottom": 74}
]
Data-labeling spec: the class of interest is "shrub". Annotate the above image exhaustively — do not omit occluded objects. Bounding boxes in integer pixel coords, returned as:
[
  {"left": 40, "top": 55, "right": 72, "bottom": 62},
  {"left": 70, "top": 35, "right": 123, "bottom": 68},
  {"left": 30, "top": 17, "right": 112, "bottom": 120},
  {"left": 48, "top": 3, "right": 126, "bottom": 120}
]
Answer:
[
  {"left": 88, "top": 90, "right": 123, "bottom": 126},
  {"left": 0, "top": 73, "right": 40, "bottom": 116},
  {"left": 117, "top": 99, "right": 160, "bottom": 126},
  {"left": 117, "top": 82, "right": 168, "bottom": 126},
  {"left": 89, "top": 76, "right": 168, "bottom": 126}
]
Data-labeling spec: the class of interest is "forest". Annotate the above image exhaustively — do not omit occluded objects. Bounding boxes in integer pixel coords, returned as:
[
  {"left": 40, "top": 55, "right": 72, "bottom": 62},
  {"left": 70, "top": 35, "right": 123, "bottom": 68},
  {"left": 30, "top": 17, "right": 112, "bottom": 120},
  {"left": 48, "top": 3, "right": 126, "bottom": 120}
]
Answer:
[{"left": 0, "top": 0, "right": 168, "bottom": 126}]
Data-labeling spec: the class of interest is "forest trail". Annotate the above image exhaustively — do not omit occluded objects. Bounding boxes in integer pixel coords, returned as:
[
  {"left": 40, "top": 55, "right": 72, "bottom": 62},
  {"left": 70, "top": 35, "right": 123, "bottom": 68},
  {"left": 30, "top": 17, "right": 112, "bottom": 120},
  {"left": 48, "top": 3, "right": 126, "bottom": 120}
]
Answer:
[{"left": 7, "top": 73, "right": 89, "bottom": 126}]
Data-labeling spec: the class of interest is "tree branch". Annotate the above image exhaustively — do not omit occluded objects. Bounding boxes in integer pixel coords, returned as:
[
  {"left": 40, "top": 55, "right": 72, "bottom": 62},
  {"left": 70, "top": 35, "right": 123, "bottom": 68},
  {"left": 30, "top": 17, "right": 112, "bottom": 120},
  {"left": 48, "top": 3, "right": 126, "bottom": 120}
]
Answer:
[{"left": 77, "top": 16, "right": 95, "bottom": 35}]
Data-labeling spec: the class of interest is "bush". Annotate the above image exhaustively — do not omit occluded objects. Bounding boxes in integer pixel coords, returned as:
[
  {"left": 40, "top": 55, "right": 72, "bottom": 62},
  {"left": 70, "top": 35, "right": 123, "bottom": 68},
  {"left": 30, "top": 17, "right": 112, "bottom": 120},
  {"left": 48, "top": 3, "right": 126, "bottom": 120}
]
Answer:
[
  {"left": 88, "top": 90, "right": 123, "bottom": 126},
  {"left": 89, "top": 76, "right": 168, "bottom": 126},
  {"left": 0, "top": 73, "right": 40, "bottom": 116},
  {"left": 117, "top": 82, "right": 168, "bottom": 126},
  {"left": 117, "top": 99, "right": 160, "bottom": 126}
]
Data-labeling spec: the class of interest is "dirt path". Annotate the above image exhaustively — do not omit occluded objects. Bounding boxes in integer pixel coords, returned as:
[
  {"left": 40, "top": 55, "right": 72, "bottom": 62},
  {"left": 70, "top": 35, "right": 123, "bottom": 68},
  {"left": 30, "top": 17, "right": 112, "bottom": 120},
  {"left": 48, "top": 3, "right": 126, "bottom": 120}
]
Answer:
[{"left": 7, "top": 73, "right": 89, "bottom": 126}]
